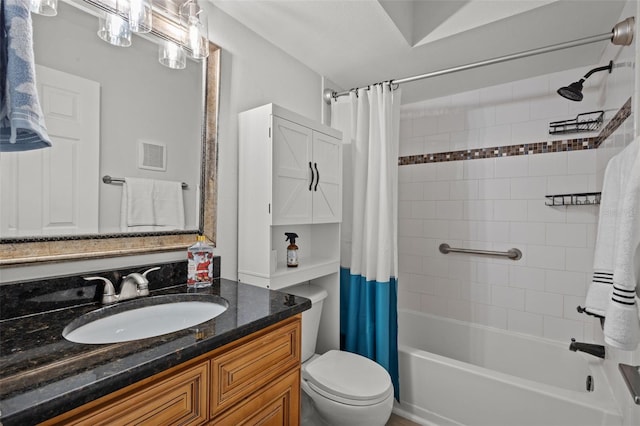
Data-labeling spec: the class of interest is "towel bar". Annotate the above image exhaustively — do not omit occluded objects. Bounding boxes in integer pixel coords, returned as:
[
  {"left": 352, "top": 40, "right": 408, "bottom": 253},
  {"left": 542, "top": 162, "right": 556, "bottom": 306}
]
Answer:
[
  {"left": 102, "top": 175, "right": 188, "bottom": 189},
  {"left": 439, "top": 243, "right": 522, "bottom": 261}
]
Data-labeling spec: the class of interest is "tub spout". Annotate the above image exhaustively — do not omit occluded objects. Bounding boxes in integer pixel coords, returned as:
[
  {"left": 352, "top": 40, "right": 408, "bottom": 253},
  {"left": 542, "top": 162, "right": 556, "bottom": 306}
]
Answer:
[{"left": 569, "top": 338, "right": 605, "bottom": 359}]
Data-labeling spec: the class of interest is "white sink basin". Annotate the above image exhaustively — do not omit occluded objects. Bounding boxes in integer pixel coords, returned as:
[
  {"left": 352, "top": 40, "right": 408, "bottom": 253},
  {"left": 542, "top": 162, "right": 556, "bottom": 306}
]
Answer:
[{"left": 63, "top": 294, "right": 228, "bottom": 344}]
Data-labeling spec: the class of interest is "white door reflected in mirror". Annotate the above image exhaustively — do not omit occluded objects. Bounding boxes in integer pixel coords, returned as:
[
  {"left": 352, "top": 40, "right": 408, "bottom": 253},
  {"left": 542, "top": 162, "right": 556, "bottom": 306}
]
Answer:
[{"left": 1, "top": 65, "right": 100, "bottom": 237}]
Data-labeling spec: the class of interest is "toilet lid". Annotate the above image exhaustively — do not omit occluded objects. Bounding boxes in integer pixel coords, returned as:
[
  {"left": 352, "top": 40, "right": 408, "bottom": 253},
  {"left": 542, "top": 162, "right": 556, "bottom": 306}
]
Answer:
[{"left": 303, "top": 350, "right": 393, "bottom": 404}]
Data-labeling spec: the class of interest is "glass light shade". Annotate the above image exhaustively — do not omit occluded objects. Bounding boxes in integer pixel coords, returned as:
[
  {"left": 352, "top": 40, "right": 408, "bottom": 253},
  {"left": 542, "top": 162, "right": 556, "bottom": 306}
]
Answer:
[
  {"left": 30, "top": 0, "right": 58, "bottom": 16},
  {"left": 180, "top": 0, "right": 209, "bottom": 59},
  {"left": 129, "top": 0, "right": 152, "bottom": 33},
  {"left": 97, "top": 13, "right": 132, "bottom": 47},
  {"left": 159, "top": 42, "right": 186, "bottom": 70}
]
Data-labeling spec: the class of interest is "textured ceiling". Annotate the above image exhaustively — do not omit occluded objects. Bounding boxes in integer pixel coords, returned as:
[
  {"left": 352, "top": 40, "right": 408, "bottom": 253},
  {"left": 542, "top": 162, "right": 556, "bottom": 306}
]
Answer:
[{"left": 210, "top": 0, "right": 629, "bottom": 104}]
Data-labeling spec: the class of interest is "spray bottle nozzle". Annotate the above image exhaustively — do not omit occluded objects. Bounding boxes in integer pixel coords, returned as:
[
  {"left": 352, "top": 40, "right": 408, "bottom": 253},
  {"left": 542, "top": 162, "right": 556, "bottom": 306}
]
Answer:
[{"left": 285, "top": 232, "right": 298, "bottom": 244}]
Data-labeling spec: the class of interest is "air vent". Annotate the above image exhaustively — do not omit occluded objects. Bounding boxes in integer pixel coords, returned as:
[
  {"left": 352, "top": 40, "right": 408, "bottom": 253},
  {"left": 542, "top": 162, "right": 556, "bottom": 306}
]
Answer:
[{"left": 138, "top": 140, "right": 166, "bottom": 171}]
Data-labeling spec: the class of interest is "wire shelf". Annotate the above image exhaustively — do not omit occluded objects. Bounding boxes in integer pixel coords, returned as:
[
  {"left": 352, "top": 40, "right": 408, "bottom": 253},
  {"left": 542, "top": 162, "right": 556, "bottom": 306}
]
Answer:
[
  {"left": 548, "top": 111, "right": 604, "bottom": 135},
  {"left": 545, "top": 192, "right": 601, "bottom": 206}
]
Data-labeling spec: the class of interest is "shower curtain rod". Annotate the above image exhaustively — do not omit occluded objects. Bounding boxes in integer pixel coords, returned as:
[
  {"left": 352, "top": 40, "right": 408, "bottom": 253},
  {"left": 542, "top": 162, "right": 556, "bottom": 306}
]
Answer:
[{"left": 323, "top": 17, "right": 635, "bottom": 104}]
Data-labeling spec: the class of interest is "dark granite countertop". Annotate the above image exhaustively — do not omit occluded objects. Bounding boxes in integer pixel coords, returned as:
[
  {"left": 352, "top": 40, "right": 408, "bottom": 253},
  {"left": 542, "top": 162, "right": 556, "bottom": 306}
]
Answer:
[{"left": 0, "top": 269, "right": 310, "bottom": 426}]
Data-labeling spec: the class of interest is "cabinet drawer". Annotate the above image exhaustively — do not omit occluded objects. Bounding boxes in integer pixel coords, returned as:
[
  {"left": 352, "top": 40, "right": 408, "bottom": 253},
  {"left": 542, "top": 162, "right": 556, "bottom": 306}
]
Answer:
[
  {"left": 209, "top": 369, "right": 300, "bottom": 426},
  {"left": 42, "top": 361, "right": 209, "bottom": 426},
  {"left": 210, "top": 316, "right": 301, "bottom": 416}
]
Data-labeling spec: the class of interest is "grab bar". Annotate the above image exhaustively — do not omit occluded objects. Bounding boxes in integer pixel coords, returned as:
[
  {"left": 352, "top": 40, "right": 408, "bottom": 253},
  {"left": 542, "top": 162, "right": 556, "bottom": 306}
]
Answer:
[{"left": 439, "top": 243, "right": 522, "bottom": 261}]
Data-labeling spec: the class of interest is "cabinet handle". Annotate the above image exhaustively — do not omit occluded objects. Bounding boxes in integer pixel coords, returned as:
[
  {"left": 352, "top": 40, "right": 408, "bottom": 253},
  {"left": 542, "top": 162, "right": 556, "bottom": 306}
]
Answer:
[
  {"left": 309, "top": 162, "right": 315, "bottom": 191},
  {"left": 314, "top": 163, "right": 320, "bottom": 191}
]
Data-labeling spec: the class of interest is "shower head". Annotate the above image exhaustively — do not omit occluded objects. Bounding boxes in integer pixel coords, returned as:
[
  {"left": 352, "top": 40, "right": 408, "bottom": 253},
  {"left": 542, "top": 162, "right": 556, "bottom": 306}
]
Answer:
[
  {"left": 557, "top": 60, "right": 613, "bottom": 101},
  {"left": 557, "top": 80, "right": 585, "bottom": 102}
]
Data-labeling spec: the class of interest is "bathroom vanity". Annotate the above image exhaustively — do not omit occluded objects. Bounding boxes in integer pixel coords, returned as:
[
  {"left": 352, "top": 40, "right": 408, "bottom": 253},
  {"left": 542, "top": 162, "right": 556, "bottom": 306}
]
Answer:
[{"left": 0, "top": 261, "right": 310, "bottom": 425}]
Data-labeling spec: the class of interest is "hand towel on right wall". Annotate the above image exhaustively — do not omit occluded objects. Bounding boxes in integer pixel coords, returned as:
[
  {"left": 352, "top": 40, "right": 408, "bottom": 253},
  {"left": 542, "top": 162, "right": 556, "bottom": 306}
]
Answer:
[
  {"left": 604, "top": 140, "right": 640, "bottom": 350},
  {"left": 585, "top": 141, "right": 638, "bottom": 317}
]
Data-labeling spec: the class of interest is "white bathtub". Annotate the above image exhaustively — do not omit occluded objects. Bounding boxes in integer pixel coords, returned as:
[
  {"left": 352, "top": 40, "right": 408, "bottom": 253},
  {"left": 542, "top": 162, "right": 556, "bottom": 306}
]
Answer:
[{"left": 396, "top": 309, "right": 622, "bottom": 426}]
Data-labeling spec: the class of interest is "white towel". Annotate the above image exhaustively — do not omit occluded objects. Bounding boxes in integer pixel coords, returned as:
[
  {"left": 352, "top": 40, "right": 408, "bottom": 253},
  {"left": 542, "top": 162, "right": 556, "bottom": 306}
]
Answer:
[
  {"left": 0, "top": 0, "right": 52, "bottom": 151},
  {"left": 120, "top": 177, "right": 185, "bottom": 231},
  {"left": 604, "top": 141, "right": 640, "bottom": 350},
  {"left": 584, "top": 154, "right": 621, "bottom": 316},
  {"left": 152, "top": 179, "right": 185, "bottom": 228},
  {"left": 584, "top": 142, "right": 639, "bottom": 316}
]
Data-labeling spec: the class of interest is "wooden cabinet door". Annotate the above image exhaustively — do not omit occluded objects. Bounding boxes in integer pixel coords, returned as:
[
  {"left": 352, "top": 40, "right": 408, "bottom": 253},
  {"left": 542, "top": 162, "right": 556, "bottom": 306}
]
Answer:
[
  {"left": 41, "top": 361, "right": 208, "bottom": 426},
  {"left": 272, "top": 116, "right": 313, "bottom": 225},
  {"left": 41, "top": 317, "right": 302, "bottom": 426},
  {"left": 210, "top": 317, "right": 300, "bottom": 417},
  {"left": 311, "top": 131, "right": 342, "bottom": 223},
  {"left": 209, "top": 369, "right": 300, "bottom": 426}
]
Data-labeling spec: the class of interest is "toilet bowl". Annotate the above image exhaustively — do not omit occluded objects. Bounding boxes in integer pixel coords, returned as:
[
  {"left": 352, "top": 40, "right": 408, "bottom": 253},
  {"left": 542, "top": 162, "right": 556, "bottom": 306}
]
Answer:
[
  {"left": 302, "top": 350, "right": 394, "bottom": 425},
  {"left": 285, "top": 283, "right": 394, "bottom": 426}
]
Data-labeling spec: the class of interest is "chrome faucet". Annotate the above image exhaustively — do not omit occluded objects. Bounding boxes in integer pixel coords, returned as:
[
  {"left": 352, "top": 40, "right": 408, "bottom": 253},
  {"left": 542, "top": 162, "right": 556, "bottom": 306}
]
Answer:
[
  {"left": 569, "top": 338, "right": 605, "bottom": 359},
  {"left": 84, "top": 267, "right": 160, "bottom": 304}
]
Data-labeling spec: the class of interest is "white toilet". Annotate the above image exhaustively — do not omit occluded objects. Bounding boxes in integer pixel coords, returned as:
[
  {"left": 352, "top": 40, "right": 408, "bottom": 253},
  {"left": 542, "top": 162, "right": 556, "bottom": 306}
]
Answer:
[{"left": 286, "top": 283, "right": 394, "bottom": 426}]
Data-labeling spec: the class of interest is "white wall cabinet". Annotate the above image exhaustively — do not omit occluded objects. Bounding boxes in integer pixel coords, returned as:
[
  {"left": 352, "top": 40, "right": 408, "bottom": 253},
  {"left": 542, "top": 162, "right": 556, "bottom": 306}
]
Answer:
[
  {"left": 238, "top": 104, "right": 342, "bottom": 353},
  {"left": 271, "top": 115, "right": 341, "bottom": 225}
]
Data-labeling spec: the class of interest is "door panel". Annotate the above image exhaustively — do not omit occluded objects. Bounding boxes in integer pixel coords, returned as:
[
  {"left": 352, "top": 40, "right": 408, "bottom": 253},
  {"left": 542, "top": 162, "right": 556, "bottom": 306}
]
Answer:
[
  {"left": 272, "top": 117, "right": 312, "bottom": 225},
  {"left": 312, "top": 132, "right": 342, "bottom": 223},
  {"left": 0, "top": 65, "right": 100, "bottom": 237}
]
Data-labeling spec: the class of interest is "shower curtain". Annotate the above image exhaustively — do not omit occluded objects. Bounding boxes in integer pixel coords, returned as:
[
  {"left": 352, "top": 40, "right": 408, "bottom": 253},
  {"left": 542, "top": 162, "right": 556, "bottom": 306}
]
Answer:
[{"left": 333, "top": 83, "right": 401, "bottom": 399}]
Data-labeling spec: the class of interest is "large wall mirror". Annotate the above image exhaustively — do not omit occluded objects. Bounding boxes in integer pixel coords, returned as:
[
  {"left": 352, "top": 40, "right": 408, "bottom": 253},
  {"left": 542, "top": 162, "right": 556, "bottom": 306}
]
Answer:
[{"left": 1, "top": 0, "right": 219, "bottom": 265}]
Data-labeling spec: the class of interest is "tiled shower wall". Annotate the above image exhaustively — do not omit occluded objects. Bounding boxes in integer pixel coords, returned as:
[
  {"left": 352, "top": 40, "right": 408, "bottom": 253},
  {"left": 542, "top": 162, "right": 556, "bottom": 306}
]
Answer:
[{"left": 398, "top": 61, "right": 635, "bottom": 343}]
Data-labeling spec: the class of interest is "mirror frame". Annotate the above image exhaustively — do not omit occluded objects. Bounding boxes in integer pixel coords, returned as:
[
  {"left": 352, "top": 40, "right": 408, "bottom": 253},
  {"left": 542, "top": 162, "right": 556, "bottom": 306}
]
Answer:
[{"left": 0, "top": 2, "right": 219, "bottom": 266}]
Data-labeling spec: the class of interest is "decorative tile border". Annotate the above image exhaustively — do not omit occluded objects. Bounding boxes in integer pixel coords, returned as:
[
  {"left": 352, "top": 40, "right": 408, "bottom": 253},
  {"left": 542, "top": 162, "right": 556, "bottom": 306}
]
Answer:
[
  {"left": 399, "top": 97, "right": 632, "bottom": 166},
  {"left": 594, "top": 97, "right": 632, "bottom": 147}
]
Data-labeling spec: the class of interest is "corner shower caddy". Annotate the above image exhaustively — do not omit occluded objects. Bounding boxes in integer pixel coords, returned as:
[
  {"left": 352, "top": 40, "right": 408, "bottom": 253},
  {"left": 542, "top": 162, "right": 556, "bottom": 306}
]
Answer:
[
  {"left": 548, "top": 111, "right": 604, "bottom": 135},
  {"left": 545, "top": 192, "right": 601, "bottom": 207}
]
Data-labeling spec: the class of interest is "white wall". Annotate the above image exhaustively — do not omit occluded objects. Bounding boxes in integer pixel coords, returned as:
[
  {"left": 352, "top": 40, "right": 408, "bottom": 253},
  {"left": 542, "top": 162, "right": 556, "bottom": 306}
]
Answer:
[
  {"left": 397, "top": 3, "right": 639, "bottom": 422},
  {"left": 397, "top": 40, "right": 635, "bottom": 345},
  {"left": 205, "top": 3, "right": 323, "bottom": 280},
  {"left": 600, "top": 2, "right": 640, "bottom": 423}
]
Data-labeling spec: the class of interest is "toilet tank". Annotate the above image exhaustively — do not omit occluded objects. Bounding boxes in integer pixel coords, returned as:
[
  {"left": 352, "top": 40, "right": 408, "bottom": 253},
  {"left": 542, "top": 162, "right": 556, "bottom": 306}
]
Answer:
[{"left": 283, "top": 283, "right": 328, "bottom": 363}]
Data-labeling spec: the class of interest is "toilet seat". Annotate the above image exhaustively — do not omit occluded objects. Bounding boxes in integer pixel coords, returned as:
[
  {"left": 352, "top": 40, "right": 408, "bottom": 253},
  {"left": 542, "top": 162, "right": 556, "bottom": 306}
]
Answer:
[{"left": 302, "top": 350, "right": 393, "bottom": 406}]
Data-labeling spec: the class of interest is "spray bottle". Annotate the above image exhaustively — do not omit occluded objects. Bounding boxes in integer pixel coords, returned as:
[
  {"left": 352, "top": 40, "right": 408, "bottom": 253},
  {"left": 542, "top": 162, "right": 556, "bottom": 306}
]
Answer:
[{"left": 285, "top": 232, "right": 299, "bottom": 267}]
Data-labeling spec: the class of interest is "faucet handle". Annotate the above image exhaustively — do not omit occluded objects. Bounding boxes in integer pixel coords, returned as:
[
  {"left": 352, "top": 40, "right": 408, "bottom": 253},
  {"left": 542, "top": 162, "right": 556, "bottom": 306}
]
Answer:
[
  {"left": 84, "top": 276, "right": 117, "bottom": 304},
  {"left": 137, "top": 267, "right": 160, "bottom": 296},
  {"left": 119, "top": 273, "right": 147, "bottom": 299},
  {"left": 142, "top": 266, "right": 160, "bottom": 278}
]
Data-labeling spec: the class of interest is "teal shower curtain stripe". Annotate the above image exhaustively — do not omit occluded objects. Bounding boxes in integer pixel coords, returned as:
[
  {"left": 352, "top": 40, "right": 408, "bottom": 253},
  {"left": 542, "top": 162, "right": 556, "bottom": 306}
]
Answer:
[{"left": 340, "top": 267, "right": 399, "bottom": 400}]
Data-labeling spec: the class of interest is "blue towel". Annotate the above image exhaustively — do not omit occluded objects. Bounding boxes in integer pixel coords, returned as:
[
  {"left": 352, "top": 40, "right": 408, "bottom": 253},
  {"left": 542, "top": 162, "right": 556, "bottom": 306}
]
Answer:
[{"left": 0, "top": 0, "right": 52, "bottom": 151}]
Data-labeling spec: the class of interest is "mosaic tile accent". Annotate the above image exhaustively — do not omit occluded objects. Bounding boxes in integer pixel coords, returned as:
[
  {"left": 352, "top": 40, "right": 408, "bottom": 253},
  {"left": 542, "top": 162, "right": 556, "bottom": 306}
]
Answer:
[
  {"left": 594, "top": 97, "right": 632, "bottom": 147},
  {"left": 399, "top": 97, "right": 632, "bottom": 166}
]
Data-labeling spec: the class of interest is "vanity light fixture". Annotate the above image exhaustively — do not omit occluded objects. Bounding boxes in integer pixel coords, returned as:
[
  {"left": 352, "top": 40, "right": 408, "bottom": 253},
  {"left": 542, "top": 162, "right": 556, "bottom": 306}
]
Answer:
[
  {"left": 180, "top": 0, "right": 209, "bottom": 59},
  {"left": 80, "top": 0, "right": 209, "bottom": 64},
  {"left": 97, "top": 0, "right": 131, "bottom": 47},
  {"left": 128, "top": 0, "right": 152, "bottom": 33},
  {"left": 30, "top": 0, "right": 58, "bottom": 16},
  {"left": 159, "top": 41, "right": 186, "bottom": 70},
  {"left": 97, "top": 12, "right": 132, "bottom": 47}
]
